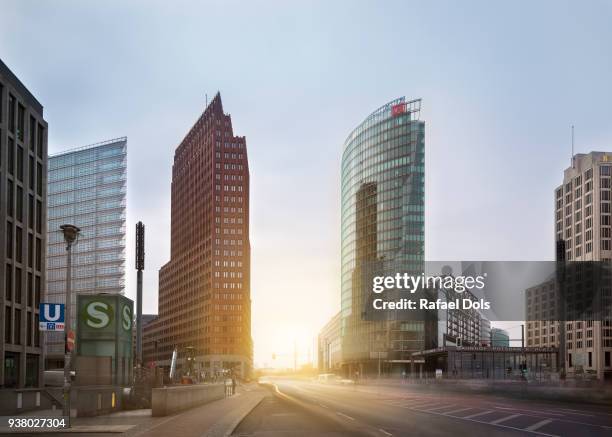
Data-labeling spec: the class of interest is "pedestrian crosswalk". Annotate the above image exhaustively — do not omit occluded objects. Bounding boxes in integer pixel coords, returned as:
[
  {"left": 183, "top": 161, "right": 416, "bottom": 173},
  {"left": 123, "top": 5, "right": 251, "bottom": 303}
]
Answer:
[{"left": 380, "top": 397, "right": 560, "bottom": 436}]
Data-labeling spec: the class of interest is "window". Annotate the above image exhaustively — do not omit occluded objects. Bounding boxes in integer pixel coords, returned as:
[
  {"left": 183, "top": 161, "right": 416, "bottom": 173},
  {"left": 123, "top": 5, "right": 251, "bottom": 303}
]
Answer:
[
  {"left": 28, "top": 195, "right": 34, "bottom": 229},
  {"left": 15, "top": 267, "right": 22, "bottom": 303},
  {"left": 5, "top": 308, "right": 12, "bottom": 344},
  {"left": 8, "top": 137, "right": 14, "bottom": 175},
  {"left": 7, "top": 180, "right": 13, "bottom": 217},
  {"left": 29, "top": 156, "right": 34, "bottom": 190},
  {"left": 8, "top": 94, "right": 16, "bottom": 132},
  {"left": 14, "top": 309, "right": 21, "bottom": 345},
  {"left": 5, "top": 264, "right": 12, "bottom": 301},
  {"left": 6, "top": 223, "right": 12, "bottom": 259},
  {"left": 17, "top": 146, "right": 23, "bottom": 181},
  {"left": 16, "top": 186, "right": 23, "bottom": 222},
  {"left": 36, "top": 200, "right": 41, "bottom": 233},
  {"left": 36, "top": 237, "right": 42, "bottom": 270},
  {"left": 15, "top": 227, "right": 22, "bottom": 263},
  {"left": 36, "top": 162, "right": 42, "bottom": 196},
  {"left": 29, "top": 116, "right": 36, "bottom": 151},
  {"left": 36, "top": 124, "right": 44, "bottom": 158},
  {"left": 17, "top": 104, "right": 25, "bottom": 141}
]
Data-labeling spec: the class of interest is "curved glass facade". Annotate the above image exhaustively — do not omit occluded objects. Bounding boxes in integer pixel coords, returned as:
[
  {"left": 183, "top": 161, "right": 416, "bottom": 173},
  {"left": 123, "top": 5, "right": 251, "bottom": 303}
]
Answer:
[{"left": 340, "top": 97, "right": 425, "bottom": 372}]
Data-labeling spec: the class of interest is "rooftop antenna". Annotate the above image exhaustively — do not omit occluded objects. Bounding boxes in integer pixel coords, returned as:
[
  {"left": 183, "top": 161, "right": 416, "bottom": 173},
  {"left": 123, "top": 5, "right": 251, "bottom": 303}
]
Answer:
[{"left": 571, "top": 125, "right": 575, "bottom": 168}]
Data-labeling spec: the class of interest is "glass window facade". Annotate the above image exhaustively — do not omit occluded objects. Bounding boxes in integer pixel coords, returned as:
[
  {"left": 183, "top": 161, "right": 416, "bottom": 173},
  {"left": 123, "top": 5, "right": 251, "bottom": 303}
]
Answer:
[
  {"left": 45, "top": 138, "right": 127, "bottom": 362},
  {"left": 340, "top": 97, "right": 425, "bottom": 374}
]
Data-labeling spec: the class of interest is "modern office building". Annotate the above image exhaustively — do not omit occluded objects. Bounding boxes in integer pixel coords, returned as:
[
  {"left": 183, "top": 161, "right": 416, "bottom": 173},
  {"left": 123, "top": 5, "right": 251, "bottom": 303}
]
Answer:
[
  {"left": 318, "top": 312, "right": 341, "bottom": 373},
  {"left": 491, "top": 328, "right": 510, "bottom": 347},
  {"left": 527, "top": 152, "right": 612, "bottom": 380},
  {"left": 340, "top": 97, "right": 427, "bottom": 377},
  {"left": 480, "top": 317, "right": 492, "bottom": 347},
  {"left": 46, "top": 138, "right": 127, "bottom": 369},
  {"left": 143, "top": 93, "right": 252, "bottom": 378},
  {"left": 0, "top": 59, "right": 47, "bottom": 389}
]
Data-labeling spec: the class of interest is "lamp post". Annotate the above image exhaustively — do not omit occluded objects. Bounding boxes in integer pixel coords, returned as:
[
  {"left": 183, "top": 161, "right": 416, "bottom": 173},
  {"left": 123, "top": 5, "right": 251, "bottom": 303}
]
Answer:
[{"left": 60, "top": 224, "right": 80, "bottom": 425}]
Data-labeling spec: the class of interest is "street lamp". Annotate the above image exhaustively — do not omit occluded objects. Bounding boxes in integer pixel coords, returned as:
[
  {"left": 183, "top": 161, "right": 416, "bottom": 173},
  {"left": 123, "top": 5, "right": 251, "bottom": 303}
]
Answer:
[{"left": 60, "top": 224, "right": 80, "bottom": 425}]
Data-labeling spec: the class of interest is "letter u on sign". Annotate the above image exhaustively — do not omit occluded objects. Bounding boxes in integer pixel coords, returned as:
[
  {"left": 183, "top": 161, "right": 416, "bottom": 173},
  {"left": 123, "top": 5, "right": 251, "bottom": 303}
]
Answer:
[{"left": 40, "top": 303, "right": 64, "bottom": 323}]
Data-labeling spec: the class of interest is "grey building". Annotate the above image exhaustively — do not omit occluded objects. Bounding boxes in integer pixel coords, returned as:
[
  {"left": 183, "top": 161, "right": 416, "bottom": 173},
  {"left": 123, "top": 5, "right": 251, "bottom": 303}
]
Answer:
[
  {"left": 0, "top": 59, "right": 48, "bottom": 389},
  {"left": 46, "top": 138, "right": 127, "bottom": 369},
  {"left": 318, "top": 312, "right": 341, "bottom": 373},
  {"left": 491, "top": 328, "right": 510, "bottom": 347},
  {"left": 527, "top": 152, "right": 612, "bottom": 380}
]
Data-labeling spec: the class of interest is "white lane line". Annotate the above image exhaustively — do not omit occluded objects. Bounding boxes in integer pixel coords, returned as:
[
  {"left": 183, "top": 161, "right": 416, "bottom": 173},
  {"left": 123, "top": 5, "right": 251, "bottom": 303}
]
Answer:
[
  {"left": 526, "top": 419, "right": 553, "bottom": 432},
  {"left": 426, "top": 404, "right": 457, "bottom": 412},
  {"left": 490, "top": 414, "right": 522, "bottom": 425},
  {"left": 444, "top": 407, "right": 474, "bottom": 415},
  {"left": 379, "top": 429, "right": 393, "bottom": 436},
  {"left": 543, "top": 409, "right": 593, "bottom": 417},
  {"left": 337, "top": 412, "right": 355, "bottom": 421},
  {"left": 463, "top": 410, "right": 494, "bottom": 419},
  {"left": 408, "top": 402, "right": 442, "bottom": 409}
]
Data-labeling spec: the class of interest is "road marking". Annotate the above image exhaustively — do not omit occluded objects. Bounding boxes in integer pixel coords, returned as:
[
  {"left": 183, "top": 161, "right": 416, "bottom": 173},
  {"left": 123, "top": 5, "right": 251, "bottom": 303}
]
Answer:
[
  {"left": 490, "top": 414, "right": 522, "bottom": 425},
  {"left": 379, "top": 428, "right": 392, "bottom": 436},
  {"left": 337, "top": 412, "right": 355, "bottom": 421},
  {"left": 543, "top": 409, "right": 593, "bottom": 417},
  {"left": 526, "top": 419, "right": 553, "bottom": 431},
  {"left": 426, "top": 404, "right": 457, "bottom": 412},
  {"left": 444, "top": 407, "right": 474, "bottom": 415},
  {"left": 407, "top": 407, "right": 561, "bottom": 437},
  {"left": 408, "top": 402, "right": 441, "bottom": 409},
  {"left": 463, "top": 410, "right": 494, "bottom": 419}
]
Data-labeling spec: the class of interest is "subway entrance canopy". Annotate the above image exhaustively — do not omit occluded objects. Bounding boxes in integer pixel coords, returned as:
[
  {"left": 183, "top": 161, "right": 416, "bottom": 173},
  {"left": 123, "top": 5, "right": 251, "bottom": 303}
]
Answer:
[{"left": 77, "top": 294, "right": 134, "bottom": 386}]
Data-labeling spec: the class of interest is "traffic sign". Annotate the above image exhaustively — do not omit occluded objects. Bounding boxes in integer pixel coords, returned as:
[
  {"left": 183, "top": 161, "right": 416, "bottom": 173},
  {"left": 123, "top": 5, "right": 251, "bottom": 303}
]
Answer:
[
  {"left": 39, "top": 303, "right": 65, "bottom": 331},
  {"left": 66, "top": 330, "right": 76, "bottom": 352}
]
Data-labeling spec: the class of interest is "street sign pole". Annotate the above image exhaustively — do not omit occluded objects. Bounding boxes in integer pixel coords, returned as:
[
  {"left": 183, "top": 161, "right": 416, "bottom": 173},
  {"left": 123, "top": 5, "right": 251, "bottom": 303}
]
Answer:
[
  {"left": 64, "top": 240, "right": 72, "bottom": 427},
  {"left": 60, "top": 224, "right": 80, "bottom": 428},
  {"left": 63, "top": 241, "right": 72, "bottom": 425}
]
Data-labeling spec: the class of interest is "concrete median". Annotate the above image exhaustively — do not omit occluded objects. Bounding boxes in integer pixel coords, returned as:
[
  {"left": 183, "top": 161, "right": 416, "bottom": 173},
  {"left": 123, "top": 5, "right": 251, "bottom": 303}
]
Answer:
[{"left": 152, "top": 383, "right": 226, "bottom": 416}]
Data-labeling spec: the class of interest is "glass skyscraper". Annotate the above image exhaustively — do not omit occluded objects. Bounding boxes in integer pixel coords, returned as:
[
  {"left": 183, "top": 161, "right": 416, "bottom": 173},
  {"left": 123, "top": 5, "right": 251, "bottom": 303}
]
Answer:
[
  {"left": 45, "top": 138, "right": 127, "bottom": 367},
  {"left": 340, "top": 97, "right": 425, "bottom": 377}
]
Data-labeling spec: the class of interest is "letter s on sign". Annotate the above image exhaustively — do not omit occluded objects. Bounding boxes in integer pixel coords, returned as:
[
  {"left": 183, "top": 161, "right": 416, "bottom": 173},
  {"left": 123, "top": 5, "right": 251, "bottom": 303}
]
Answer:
[
  {"left": 86, "top": 301, "right": 110, "bottom": 329},
  {"left": 122, "top": 305, "right": 132, "bottom": 331}
]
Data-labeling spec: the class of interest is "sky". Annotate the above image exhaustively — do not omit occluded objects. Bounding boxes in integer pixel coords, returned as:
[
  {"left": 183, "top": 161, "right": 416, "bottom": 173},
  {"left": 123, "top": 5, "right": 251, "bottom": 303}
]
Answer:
[{"left": 1, "top": 0, "right": 611, "bottom": 368}]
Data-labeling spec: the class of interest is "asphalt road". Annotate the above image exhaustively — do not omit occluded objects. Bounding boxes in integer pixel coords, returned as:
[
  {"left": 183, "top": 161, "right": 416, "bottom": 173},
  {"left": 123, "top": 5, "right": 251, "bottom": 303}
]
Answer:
[{"left": 233, "top": 378, "right": 612, "bottom": 437}]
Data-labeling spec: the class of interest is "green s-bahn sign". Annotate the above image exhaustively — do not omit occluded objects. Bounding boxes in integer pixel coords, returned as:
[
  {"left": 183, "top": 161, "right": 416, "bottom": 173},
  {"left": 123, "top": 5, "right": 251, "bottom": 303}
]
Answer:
[{"left": 77, "top": 294, "right": 134, "bottom": 386}]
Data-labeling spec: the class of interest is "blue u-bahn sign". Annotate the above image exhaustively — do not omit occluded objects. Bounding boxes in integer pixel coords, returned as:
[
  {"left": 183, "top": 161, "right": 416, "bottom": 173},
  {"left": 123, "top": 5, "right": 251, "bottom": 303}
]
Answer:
[{"left": 39, "top": 303, "right": 65, "bottom": 331}]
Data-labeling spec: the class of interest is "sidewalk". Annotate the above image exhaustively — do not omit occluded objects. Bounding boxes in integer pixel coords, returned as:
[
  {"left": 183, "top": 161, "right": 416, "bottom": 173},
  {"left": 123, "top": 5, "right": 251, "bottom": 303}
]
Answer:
[{"left": 0, "top": 384, "right": 265, "bottom": 436}]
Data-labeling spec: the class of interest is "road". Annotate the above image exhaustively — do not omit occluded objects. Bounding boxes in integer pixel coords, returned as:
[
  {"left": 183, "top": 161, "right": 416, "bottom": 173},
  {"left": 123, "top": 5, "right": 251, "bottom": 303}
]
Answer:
[{"left": 233, "top": 378, "right": 612, "bottom": 437}]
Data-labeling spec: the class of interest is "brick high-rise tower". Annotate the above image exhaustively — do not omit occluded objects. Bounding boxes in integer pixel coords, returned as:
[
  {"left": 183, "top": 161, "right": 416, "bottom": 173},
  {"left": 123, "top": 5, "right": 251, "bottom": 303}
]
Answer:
[{"left": 144, "top": 93, "right": 252, "bottom": 378}]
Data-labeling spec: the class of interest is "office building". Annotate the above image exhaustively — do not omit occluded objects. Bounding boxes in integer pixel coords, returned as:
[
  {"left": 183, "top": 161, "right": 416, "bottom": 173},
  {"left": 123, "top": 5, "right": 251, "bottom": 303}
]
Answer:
[
  {"left": 318, "top": 312, "right": 341, "bottom": 373},
  {"left": 0, "top": 59, "right": 47, "bottom": 389},
  {"left": 491, "top": 328, "right": 510, "bottom": 347},
  {"left": 527, "top": 152, "right": 612, "bottom": 380},
  {"left": 340, "top": 97, "right": 427, "bottom": 377},
  {"left": 46, "top": 138, "right": 127, "bottom": 369},
  {"left": 143, "top": 93, "right": 252, "bottom": 378}
]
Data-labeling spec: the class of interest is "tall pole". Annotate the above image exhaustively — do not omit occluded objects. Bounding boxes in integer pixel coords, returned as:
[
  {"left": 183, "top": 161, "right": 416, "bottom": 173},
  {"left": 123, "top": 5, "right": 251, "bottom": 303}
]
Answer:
[
  {"left": 63, "top": 243, "right": 72, "bottom": 422},
  {"left": 60, "top": 224, "right": 80, "bottom": 426},
  {"left": 135, "top": 222, "right": 145, "bottom": 367}
]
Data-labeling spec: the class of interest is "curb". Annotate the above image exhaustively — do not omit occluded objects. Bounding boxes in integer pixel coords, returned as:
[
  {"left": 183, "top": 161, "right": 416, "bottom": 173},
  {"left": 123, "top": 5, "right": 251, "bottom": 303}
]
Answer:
[{"left": 201, "top": 392, "right": 265, "bottom": 437}]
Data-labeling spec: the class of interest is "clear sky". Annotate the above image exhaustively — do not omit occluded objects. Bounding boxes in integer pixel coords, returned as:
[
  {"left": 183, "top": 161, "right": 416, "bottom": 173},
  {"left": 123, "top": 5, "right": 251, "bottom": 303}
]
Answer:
[{"left": 2, "top": 0, "right": 611, "bottom": 368}]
